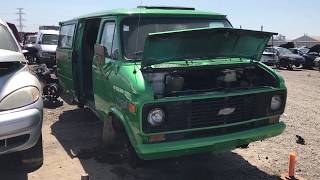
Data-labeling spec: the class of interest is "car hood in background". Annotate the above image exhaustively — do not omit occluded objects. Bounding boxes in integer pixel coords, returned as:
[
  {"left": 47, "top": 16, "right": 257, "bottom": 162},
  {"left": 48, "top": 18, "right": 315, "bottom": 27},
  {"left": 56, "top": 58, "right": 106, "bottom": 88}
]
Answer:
[
  {"left": 0, "top": 49, "right": 26, "bottom": 63},
  {"left": 40, "top": 45, "right": 57, "bottom": 52},
  {"left": 142, "top": 27, "right": 277, "bottom": 68},
  {"left": 262, "top": 52, "right": 275, "bottom": 56},
  {"left": 280, "top": 54, "right": 304, "bottom": 59}
]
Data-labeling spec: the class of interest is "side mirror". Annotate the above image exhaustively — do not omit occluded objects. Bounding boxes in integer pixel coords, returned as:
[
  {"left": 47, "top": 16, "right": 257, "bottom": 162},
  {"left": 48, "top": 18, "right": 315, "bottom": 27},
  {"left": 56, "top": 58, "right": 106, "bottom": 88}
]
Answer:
[
  {"left": 22, "top": 49, "right": 29, "bottom": 55},
  {"left": 94, "top": 44, "right": 106, "bottom": 65}
]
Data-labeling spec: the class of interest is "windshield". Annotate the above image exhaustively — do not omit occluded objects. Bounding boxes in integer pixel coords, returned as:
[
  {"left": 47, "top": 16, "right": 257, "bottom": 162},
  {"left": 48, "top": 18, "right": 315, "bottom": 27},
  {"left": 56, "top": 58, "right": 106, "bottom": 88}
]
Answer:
[
  {"left": 299, "top": 48, "right": 309, "bottom": 54},
  {"left": 27, "top": 36, "right": 37, "bottom": 44},
  {"left": 277, "top": 47, "right": 293, "bottom": 55},
  {"left": 264, "top": 48, "right": 276, "bottom": 53},
  {"left": 122, "top": 17, "right": 232, "bottom": 60},
  {"left": 41, "top": 34, "right": 58, "bottom": 45},
  {"left": 0, "top": 24, "right": 19, "bottom": 52}
]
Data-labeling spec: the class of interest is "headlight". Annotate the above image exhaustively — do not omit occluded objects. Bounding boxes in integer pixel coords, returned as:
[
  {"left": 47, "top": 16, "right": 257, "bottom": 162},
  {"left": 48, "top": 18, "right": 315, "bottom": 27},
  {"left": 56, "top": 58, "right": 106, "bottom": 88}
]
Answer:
[
  {"left": 270, "top": 95, "right": 282, "bottom": 111},
  {"left": 147, "top": 108, "right": 165, "bottom": 127},
  {"left": 41, "top": 52, "right": 50, "bottom": 57},
  {"left": 0, "top": 86, "right": 40, "bottom": 110}
]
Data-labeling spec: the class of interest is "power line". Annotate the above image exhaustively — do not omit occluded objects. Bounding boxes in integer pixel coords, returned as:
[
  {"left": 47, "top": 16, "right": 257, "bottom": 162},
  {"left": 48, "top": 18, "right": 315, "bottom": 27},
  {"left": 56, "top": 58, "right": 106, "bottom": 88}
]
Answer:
[{"left": 16, "top": 8, "right": 25, "bottom": 32}]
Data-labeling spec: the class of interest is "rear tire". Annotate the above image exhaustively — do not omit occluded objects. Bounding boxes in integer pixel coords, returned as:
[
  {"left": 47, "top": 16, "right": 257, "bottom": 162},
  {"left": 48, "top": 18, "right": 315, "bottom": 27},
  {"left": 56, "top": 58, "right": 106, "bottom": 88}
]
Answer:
[{"left": 19, "top": 134, "right": 44, "bottom": 172}]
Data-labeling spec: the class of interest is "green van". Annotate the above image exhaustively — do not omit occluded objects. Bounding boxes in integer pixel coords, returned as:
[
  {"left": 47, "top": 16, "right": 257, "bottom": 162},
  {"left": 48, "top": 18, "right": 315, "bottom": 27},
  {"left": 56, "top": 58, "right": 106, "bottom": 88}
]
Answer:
[{"left": 57, "top": 6, "right": 286, "bottom": 165}]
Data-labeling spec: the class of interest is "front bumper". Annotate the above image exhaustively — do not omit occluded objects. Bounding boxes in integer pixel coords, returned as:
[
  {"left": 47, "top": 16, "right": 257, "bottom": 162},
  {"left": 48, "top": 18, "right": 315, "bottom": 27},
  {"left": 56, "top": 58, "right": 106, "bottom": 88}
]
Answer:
[
  {"left": 136, "top": 122, "right": 285, "bottom": 160},
  {"left": 0, "top": 108, "right": 43, "bottom": 155},
  {"left": 262, "top": 60, "right": 277, "bottom": 65},
  {"left": 289, "top": 59, "right": 305, "bottom": 65}
]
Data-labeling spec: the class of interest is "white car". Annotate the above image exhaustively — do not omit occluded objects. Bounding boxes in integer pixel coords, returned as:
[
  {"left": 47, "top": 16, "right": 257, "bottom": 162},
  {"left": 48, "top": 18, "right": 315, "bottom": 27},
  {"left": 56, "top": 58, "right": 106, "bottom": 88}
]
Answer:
[
  {"left": 35, "top": 29, "right": 59, "bottom": 67},
  {"left": 260, "top": 48, "right": 279, "bottom": 66},
  {"left": 0, "top": 18, "right": 43, "bottom": 171}
]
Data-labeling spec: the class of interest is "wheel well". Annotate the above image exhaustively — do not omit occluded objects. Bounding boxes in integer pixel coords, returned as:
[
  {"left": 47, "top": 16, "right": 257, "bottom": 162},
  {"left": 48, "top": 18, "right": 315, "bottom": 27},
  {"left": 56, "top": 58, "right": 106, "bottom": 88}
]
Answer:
[{"left": 108, "top": 113, "right": 126, "bottom": 134}]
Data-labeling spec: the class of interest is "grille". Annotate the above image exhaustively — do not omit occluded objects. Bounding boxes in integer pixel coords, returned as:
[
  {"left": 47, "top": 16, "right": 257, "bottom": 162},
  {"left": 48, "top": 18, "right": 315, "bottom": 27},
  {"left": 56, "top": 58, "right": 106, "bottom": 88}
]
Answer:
[
  {"left": 48, "top": 52, "right": 56, "bottom": 56},
  {"left": 142, "top": 91, "right": 286, "bottom": 133},
  {"left": 0, "top": 134, "right": 30, "bottom": 152}
]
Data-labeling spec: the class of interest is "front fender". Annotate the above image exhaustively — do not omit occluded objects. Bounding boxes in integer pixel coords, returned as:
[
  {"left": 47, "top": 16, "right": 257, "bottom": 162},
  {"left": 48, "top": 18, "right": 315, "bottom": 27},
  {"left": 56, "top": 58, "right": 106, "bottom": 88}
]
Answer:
[{"left": 109, "top": 106, "right": 142, "bottom": 147}]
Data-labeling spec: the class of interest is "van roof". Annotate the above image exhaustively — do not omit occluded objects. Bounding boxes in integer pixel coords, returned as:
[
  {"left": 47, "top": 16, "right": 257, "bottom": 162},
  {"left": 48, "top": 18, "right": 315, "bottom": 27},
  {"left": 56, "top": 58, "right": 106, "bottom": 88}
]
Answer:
[
  {"left": 0, "top": 18, "right": 6, "bottom": 26},
  {"left": 62, "top": 7, "right": 226, "bottom": 23},
  {"left": 38, "top": 29, "right": 59, "bottom": 35}
]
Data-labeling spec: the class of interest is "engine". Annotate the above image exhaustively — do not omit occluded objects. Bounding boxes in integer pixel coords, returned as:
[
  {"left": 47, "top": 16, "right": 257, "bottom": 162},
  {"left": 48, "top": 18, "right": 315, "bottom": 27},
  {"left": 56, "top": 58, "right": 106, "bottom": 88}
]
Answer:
[{"left": 143, "top": 64, "right": 277, "bottom": 98}]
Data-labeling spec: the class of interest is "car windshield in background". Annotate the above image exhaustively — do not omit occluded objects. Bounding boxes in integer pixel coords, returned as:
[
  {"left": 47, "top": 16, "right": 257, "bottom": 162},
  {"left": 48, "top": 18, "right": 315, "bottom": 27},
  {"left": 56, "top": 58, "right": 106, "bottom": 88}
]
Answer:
[
  {"left": 122, "top": 17, "right": 232, "bottom": 60},
  {"left": 265, "top": 48, "right": 276, "bottom": 53},
  {"left": 41, "top": 34, "right": 58, "bottom": 45},
  {"left": 277, "top": 47, "right": 293, "bottom": 55},
  {"left": 300, "top": 48, "right": 309, "bottom": 54},
  {"left": 0, "top": 24, "right": 19, "bottom": 52},
  {"left": 28, "top": 36, "right": 37, "bottom": 44}
]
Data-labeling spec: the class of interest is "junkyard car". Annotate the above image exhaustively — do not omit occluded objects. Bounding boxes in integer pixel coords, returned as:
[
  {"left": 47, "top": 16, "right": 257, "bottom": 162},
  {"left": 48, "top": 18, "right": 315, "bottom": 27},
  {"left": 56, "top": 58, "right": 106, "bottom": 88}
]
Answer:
[
  {"left": 260, "top": 48, "right": 279, "bottom": 66},
  {"left": 35, "top": 29, "right": 59, "bottom": 67},
  {"left": 23, "top": 35, "right": 38, "bottom": 63},
  {"left": 57, "top": 6, "right": 287, "bottom": 166},
  {"left": 268, "top": 47, "right": 305, "bottom": 70},
  {"left": 0, "top": 18, "right": 43, "bottom": 171},
  {"left": 290, "top": 47, "right": 319, "bottom": 69}
]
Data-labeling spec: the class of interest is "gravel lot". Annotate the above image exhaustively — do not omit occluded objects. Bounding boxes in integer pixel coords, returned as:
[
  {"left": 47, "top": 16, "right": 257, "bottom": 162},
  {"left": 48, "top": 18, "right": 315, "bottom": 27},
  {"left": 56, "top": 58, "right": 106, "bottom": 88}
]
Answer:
[{"left": 1, "top": 68, "right": 319, "bottom": 180}]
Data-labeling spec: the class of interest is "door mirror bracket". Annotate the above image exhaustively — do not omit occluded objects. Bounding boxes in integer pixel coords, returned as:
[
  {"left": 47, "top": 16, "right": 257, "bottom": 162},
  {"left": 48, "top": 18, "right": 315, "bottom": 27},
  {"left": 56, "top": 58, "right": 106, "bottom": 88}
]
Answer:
[{"left": 94, "top": 44, "right": 106, "bottom": 65}]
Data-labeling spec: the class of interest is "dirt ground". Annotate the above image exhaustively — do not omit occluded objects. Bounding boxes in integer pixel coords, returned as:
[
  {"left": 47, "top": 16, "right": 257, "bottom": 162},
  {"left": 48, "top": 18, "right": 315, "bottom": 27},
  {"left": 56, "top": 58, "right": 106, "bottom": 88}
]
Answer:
[{"left": 1, "top": 68, "right": 319, "bottom": 180}]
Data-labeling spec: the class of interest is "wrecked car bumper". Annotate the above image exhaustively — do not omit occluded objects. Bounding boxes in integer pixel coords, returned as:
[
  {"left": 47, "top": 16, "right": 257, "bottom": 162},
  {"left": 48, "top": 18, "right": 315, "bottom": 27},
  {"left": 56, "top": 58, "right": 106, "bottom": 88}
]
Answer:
[
  {"left": 0, "top": 103, "right": 43, "bottom": 156},
  {"left": 136, "top": 122, "right": 285, "bottom": 160}
]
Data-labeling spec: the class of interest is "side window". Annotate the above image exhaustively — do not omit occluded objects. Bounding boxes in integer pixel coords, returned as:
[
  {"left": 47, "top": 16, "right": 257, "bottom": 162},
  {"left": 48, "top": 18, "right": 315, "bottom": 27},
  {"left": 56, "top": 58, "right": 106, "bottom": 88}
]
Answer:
[
  {"left": 100, "top": 22, "right": 118, "bottom": 59},
  {"left": 58, "top": 24, "right": 76, "bottom": 48}
]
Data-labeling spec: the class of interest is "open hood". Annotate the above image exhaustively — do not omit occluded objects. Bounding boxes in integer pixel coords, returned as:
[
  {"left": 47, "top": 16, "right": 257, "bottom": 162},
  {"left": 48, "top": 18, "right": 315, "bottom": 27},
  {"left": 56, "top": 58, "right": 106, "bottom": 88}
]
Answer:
[
  {"left": 0, "top": 49, "right": 26, "bottom": 63},
  {"left": 142, "top": 28, "right": 277, "bottom": 68}
]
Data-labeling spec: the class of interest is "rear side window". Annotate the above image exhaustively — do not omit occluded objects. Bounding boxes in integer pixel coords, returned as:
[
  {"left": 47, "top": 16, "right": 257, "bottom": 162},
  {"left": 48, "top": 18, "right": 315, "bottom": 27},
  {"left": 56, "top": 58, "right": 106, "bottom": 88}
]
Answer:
[
  {"left": 58, "top": 24, "right": 76, "bottom": 48},
  {"left": 0, "top": 24, "right": 19, "bottom": 52},
  {"left": 100, "top": 22, "right": 119, "bottom": 59}
]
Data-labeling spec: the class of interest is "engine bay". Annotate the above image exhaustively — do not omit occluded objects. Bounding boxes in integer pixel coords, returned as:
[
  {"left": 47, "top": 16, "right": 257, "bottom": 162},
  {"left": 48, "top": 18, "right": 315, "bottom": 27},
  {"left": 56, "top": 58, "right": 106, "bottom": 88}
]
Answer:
[{"left": 143, "top": 64, "right": 278, "bottom": 98}]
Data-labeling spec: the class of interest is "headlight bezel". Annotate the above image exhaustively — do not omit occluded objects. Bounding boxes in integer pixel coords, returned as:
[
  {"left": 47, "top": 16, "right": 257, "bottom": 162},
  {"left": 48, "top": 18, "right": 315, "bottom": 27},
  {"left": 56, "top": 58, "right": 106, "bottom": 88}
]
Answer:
[{"left": 0, "top": 86, "right": 40, "bottom": 111}]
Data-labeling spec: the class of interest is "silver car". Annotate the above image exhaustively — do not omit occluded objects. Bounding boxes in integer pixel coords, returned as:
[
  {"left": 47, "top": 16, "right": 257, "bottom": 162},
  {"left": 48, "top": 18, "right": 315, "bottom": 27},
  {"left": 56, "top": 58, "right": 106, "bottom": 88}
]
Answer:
[{"left": 0, "top": 18, "right": 43, "bottom": 171}]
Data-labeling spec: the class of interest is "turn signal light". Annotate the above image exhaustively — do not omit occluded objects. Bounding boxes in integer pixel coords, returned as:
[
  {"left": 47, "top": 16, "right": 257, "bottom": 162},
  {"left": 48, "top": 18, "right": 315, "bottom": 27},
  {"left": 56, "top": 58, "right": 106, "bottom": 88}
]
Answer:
[
  {"left": 269, "top": 116, "right": 280, "bottom": 124},
  {"left": 148, "top": 134, "right": 165, "bottom": 143},
  {"left": 128, "top": 103, "right": 136, "bottom": 113}
]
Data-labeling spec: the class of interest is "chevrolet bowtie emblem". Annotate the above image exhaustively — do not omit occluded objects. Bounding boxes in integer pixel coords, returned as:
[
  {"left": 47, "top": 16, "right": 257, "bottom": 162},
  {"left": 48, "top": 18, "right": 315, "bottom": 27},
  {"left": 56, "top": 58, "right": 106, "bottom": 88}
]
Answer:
[{"left": 218, "top": 107, "right": 236, "bottom": 116}]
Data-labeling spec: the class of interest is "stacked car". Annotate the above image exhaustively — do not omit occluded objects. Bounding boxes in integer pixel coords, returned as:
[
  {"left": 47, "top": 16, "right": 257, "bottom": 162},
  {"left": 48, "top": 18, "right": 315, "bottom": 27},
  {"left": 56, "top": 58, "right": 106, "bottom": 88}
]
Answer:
[
  {"left": 263, "top": 47, "right": 305, "bottom": 70},
  {"left": 290, "top": 47, "right": 320, "bottom": 69}
]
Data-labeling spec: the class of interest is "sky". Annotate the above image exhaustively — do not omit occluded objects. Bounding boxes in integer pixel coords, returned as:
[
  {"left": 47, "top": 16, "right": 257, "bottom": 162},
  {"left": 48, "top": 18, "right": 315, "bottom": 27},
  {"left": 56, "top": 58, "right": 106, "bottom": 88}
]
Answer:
[{"left": 0, "top": 0, "right": 318, "bottom": 40}]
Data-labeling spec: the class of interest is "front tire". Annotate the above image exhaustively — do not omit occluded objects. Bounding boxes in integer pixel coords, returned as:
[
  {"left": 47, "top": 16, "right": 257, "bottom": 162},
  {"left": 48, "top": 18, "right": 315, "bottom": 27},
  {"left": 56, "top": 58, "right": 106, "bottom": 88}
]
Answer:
[
  {"left": 124, "top": 137, "right": 144, "bottom": 168},
  {"left": 287, "top": 64, "right": 293, "bottom": 70},
  {"left": 19, "top": 134, "right": 44, "bottom": 172},
  {"left": 101, "top": 115, "right": 144, "bottom": 167},
  {"left": 102, "top": 115, "right": 118, "bottom": 148}
]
